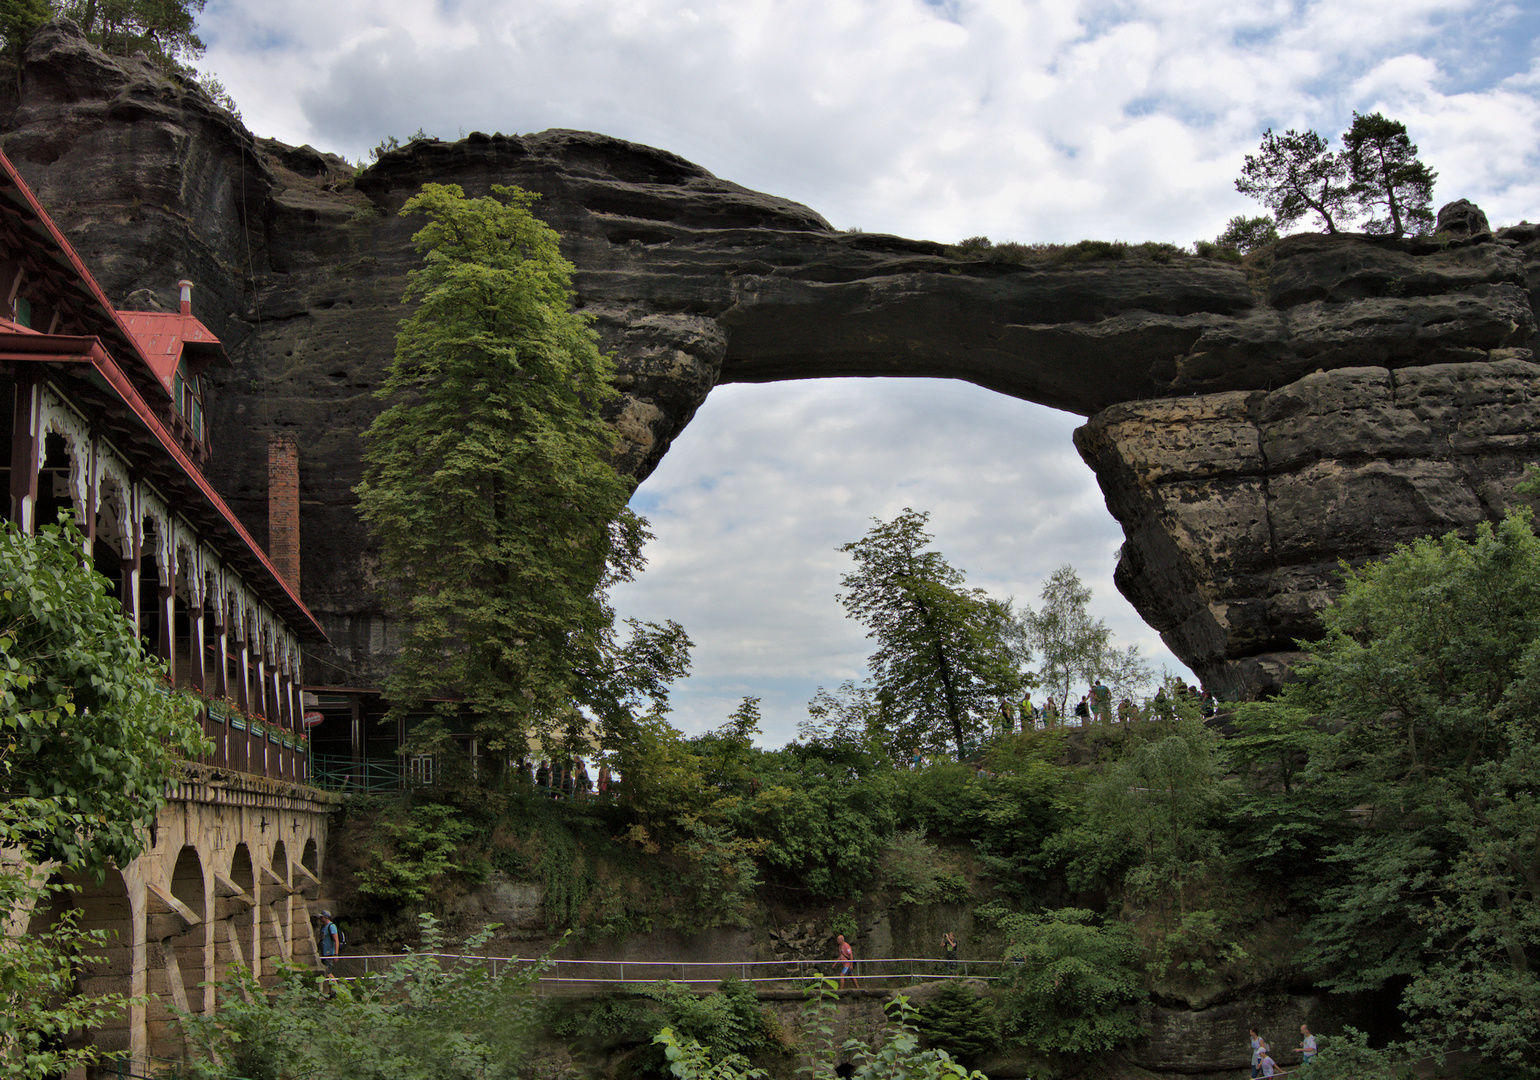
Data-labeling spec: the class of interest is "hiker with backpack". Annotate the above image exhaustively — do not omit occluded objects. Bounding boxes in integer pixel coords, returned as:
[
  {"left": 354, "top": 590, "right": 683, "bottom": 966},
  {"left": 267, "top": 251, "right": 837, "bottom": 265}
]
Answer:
[{"left": 318, "top": 910, "right": 343, "bottom": 992}]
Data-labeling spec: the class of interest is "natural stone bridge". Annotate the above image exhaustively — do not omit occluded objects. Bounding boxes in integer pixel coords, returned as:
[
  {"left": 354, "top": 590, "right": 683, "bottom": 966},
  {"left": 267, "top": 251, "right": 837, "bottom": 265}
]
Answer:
[{"left": 5, "top": 20, "right": 1540, "bottom": 698}]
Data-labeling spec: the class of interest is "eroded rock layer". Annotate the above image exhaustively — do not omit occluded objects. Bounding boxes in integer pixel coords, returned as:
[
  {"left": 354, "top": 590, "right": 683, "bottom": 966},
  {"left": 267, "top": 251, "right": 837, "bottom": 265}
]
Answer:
[{"left": 4, "top": 21, "right": 1537, "bottom": 693}]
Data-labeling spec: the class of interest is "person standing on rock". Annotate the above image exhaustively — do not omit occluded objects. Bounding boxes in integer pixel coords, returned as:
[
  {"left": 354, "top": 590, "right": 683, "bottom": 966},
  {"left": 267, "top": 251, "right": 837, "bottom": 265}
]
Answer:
[
  {"left": 942, "top": 931, "right": 958, "bottom": 969},
  {"left": 1093, "top": 679, "right": 1112, "bottom": 724},
  {"left": 836, "top": 934, "right": 860, "bottom": 990}
]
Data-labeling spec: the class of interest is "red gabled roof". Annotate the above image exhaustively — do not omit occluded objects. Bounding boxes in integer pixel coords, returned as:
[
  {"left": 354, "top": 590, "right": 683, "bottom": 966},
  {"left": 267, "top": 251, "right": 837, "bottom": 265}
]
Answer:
[
  {"left": 119, "top": 309, "right": 228, "bottom": 395},
  {"left": 0, "top": 148, "right": 326, "bottom": 643}
]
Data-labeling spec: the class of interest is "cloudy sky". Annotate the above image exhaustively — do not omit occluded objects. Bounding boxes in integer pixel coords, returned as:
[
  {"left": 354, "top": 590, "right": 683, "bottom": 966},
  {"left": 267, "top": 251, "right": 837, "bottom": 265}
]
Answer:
[{"left": 199, "top": 0, "right": 1540, "bottom": 746}]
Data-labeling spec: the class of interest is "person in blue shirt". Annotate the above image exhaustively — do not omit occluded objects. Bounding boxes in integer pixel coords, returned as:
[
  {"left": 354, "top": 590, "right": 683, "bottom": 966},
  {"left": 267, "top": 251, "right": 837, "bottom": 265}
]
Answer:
[{"left": 318, "top": 910, "right": 341, "bottom": 993}]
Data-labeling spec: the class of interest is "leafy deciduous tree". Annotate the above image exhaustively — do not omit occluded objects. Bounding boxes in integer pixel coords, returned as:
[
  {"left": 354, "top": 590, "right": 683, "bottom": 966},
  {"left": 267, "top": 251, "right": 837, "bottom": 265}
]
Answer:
[
  {"left": 837, "top": 509, "right": 1019, "bottom": 757},
  {"left": 1251, "top": 507, "right": 1540, "bottom": 1069},
  {"left": 60, "top": 0, "right": 207, "bottom": 68},
  {"left": 1214, "top": 214, "right": 1280, "bottom": 253},
  {"left": 1016, "top": 565, "right": 1150, "bottom": 717},
  {"left": 355, "top": 183, "right": 688, "bottom": 761},
  {"left": 988, "top": 906, "right": 1147, "bottom": 1064}
]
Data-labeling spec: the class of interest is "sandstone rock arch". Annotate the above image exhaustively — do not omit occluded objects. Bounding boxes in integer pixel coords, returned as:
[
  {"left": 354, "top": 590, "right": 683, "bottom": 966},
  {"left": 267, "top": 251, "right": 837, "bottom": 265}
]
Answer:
[{"left": 3, "top": 20, "right": 1538, "bottom": 697}]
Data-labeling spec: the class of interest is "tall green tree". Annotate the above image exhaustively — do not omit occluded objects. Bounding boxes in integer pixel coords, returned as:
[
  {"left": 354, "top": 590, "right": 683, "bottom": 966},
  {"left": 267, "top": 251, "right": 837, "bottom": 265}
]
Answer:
[
  {"left": 1235, "top": 127, "right": 1352, "bottom": 234},
  {"left": 1343, "top": 111, "right": 1437, "bottom": 237},
  {"left": 988, "top": 906, "right": 1147, "bottom": 1067},
  {"left": 356, "top": 183, "right": 687, "bottom": 762},
  {"left": 836, "top": 509, "right": 1018, "bottom": 757},
  {"left": 1016, "top": 565, "right": 1150, "bottom": 716}
]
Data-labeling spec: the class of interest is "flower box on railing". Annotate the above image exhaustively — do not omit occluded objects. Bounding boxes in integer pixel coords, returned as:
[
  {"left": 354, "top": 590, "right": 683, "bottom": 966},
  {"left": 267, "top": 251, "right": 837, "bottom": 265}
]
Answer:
[
  {"left": 229, "top": 715, "right": 247, "bottom": 732},
  {"left": 267, "top": 727, "right": 282, "bottom": 744},
  {"left": 206, "top": 703, "right": 228, "bottom": 724}
]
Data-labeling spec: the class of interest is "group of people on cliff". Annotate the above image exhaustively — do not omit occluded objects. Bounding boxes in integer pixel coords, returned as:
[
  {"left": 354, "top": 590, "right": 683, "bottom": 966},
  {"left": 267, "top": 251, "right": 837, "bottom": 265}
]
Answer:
[{"left": 996, "top": 681, "right": 1222, "bottom": 734}]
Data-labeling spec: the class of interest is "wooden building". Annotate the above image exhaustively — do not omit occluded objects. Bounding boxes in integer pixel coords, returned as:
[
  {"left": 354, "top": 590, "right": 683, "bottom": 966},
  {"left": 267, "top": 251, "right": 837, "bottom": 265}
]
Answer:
[{"left": 0, "top": 146, "right": 326, "bottom": 780}]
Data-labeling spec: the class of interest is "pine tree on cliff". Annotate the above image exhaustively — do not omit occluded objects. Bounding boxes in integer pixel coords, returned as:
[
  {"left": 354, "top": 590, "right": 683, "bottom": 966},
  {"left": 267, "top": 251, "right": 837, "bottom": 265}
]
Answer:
[
  {"left": 1235, "top": 127, "right": 1352, "bottom": 234},
  {"left": 1342, "top": 111, "right": 1437, "bottom": 237}
]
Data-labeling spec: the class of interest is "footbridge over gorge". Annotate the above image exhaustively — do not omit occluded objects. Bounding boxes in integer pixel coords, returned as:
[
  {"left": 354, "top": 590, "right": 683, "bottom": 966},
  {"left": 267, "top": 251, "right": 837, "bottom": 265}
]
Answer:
[{"left": 6, "top": 20, "right": 1540, "bottom": 700}]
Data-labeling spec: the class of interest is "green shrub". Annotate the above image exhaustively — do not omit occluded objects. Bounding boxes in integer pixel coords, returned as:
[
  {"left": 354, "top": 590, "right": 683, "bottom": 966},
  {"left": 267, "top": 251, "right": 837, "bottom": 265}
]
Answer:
[{"left": 915, "top": 983, "right": 1000, "bottom": 1066}]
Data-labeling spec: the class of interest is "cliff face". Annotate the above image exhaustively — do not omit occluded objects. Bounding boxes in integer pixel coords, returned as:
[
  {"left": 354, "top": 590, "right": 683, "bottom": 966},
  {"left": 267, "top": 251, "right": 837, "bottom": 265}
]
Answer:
[{"left": 5, "top": 21, "right": 1537, "bottom": 694}]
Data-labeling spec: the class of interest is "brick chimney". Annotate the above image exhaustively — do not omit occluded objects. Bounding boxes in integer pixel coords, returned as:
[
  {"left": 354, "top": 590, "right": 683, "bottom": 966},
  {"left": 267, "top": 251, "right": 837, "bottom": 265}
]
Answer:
[
  {"left": 267, "top": 433, "right": 300, "bottom": 592},
  {"left": 178, "top": 279, "right": 193, "bottom": 315}
]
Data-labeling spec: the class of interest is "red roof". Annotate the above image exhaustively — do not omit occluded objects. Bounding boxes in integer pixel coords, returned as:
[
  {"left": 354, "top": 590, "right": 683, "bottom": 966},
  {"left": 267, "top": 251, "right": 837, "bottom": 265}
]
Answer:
[{"left": 119, "top": 309, "right": 228, "bottom": 394}]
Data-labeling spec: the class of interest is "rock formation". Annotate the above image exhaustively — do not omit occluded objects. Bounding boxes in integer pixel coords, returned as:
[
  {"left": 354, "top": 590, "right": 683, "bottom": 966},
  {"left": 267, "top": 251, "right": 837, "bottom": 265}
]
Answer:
[{"left": 4, "top": 20, "right": 1537, "bottom": 696}]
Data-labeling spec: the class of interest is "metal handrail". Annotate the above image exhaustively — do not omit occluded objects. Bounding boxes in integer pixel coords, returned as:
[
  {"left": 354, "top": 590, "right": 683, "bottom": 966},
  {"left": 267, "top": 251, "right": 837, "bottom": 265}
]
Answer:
[
  {"left": 323, "top": 952, "right": 1007, "bottom": 988},
  {"left": 309, "top": 754, "right": 404, "bottom": 793}
]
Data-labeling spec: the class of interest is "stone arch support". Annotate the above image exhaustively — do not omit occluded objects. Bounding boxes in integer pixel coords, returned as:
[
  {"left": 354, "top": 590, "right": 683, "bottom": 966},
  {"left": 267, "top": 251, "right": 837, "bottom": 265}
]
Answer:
[{"left": 15, "top": 769, "right": 346, "bottom": 1075}]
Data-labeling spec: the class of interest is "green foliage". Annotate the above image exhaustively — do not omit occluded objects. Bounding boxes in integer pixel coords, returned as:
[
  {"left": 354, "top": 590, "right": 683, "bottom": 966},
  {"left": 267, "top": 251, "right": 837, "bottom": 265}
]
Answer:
[
  {"left": 1016, "top": 564, "right": 1151, "bottom": 718},
  {"left": 0, "top": 866, "right": 135, "bottom": 1079},
  {"left": 914, "top": 983, "right": 999, "bottom": 1066},
  {"left": 0, "top": 519, "right": 207, "bottom": 1076},
  {"left": 1213, "top": 214, "right": 1280, "bottom": 254},
  {"left": 988, "top": 906, "right": 1147, "bottom": 1065},
  {"left": 59, "top": 0, "right": 207, "bottom": 69},
  {"left": 1297, "top": 1028, "right": 1398, "bottom": 1080},
  {"left": 1343, "top": 112, "right": 1436, "bottom": 237},
  {"left": 880, "top": 830, "right": 970, "bottom": 906},
  {"left": 1236, "top": 127, "right": 1351, "bottom": 234},
  {"left": 177, "top": 915, "right": 545, "bottom": 1080},
  {"left": 193, "top": 69, "right": 239, "bottom": 118},
  {"left": 1250, "top": 508, "right": 1540, "bottom": 1067},
  {"left": 1, "top": 517, "right": 208, "bottom": 872},
  {"left": 355, "top": 801, "right": 482, "bottom": 906},
  {"left": 800, "top": 680, "right": 885, "bottom": 754},
  {"left": 837, "top": 508, "right": 1020, "bottom": 756},
  {"left": 549, "top": 978, "right": 773, "bottom": 1079},
  {"left": 355, "top": 182, "right": 689, "bottom": 757},
  {"left": 1401, "top": 735, "right": 1540, "bottom": 1072},
  {"left": 783, "top": 979, "right": 988, "bottom": 1080},
  {"left": 894, "top": 756, "right": 1069, "bottom": 902},
  {"left": 0, "top": 0, "right": 50, "bottom": 65},
  {"left": 723, "top": 742, "right": 896, "bottom": 899}
]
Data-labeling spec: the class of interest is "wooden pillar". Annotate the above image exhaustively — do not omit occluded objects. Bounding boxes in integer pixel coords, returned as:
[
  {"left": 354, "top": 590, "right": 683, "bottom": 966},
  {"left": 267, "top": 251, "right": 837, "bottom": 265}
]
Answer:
[
  {"left": 189, "top": 600, "right": 206, "bottom": 694},
  {"left": 236, "top": 634, "right": 251, "bottom": 716},
  {"left": 213, "top": 600, "right": 229, "bottom": 702},
  {"left": 157, "top": 582, "right": 175, "bottom": 673},
  {"left": 9, "top": 371, "right": 38, "bottom": 531},
  {"left": 350, "top": 695, "right": 363, "bottom": 768}
]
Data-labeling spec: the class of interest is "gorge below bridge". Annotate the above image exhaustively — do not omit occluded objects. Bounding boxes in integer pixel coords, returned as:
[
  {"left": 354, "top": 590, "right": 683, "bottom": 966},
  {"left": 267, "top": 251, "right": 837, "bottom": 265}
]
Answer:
[{"left": 7, "top": 20, "right": 1540, "bottom": 700}]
